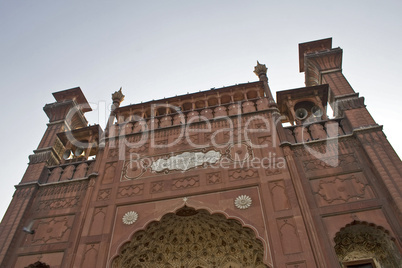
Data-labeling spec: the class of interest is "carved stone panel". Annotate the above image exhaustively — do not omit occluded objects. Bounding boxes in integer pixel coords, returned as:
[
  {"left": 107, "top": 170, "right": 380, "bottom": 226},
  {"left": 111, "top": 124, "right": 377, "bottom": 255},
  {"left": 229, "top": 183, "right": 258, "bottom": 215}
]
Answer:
[
  {"left": 36, "top": 197, "right": 80, "bottom": 211},
  {"left": 301, "top": 152, "right": 361, "bottom": 179},
  {"left": 155, "top": 139, "right": 168, "bottom": 147},
  {"left": 171, "top": 176, "right": 200, "bottom": 190},
  {"left": 97, "top": 188, "right": 112, "bottom": 201},
  {"left": 176, "top": 134, "right": 199, "bottom": 147},
  {"left": 226, "top": 142, "right": 252, "bottom": 162},
  {"left": 37, "top": 180, "right": 88, "bottom": 198},
  {"left": 303, "top": 153, "right": 358, "bottom": 172},
  {"left": 117, "top": 184, "right": 144, "bottom": 198},
  {"left": 123, "top": 143, "right": 149, "bottom": 160},
  {"left": 108, "top": 148, "right": 119, "bottom": 160},
  {"left": 265, "top": 167, "right": 282, "bottom": 176},
  {"left": 269, "top": 180, "right": 291, "bottom": 211},
  {"left": 257, "top": 135, "right": 271, "bottom": 146},
  {"left": 228, "top": 168, "right": 258, "bottom": 181},
  {"left": 277, "top": 217, "right": 303, "bottom": 255},
  {"left": 150, "top": 181, "right": 164, "bottom": 194},
  {"left": 102, "top": 162, "right": 117, "bottom": 184},
  {"left": 311, "top": 173, "right": 375, "bottom": 207},
  {"left": 81, "top": 243, "right": 100, "bottom": 267},
  {"left": 206, "top": 172, "right": 222, "bottom": 185},
  {"left": 89, "top": 207, "right": 106, "bottom": 236},
  {"left": 27, "top": 215, "right": 74, "bottom": 245}
]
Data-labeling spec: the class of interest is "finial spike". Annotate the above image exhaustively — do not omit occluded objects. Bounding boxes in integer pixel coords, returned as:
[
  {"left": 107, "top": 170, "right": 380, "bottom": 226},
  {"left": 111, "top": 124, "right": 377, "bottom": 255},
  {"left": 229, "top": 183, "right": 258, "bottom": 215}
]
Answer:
[
  {"left": 254, "top": 61, "right": 268, "bottom": 77},
  {"left": 112, "top": 87, "right": 125, "bottom": 105}
]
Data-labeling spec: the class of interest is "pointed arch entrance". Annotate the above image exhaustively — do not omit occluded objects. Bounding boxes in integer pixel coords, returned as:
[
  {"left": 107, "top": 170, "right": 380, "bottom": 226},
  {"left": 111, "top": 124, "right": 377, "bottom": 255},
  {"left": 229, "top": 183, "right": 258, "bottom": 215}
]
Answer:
[
  {"left": 334, "top": 221, "right": 402, "bottom": 267},
  {"left": 112, "top": 206, "right": 268, "bottom": 268}
]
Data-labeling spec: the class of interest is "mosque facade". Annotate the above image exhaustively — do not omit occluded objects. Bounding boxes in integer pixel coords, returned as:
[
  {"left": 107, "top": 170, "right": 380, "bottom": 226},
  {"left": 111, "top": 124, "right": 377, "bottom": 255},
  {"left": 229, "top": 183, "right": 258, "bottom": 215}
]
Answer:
[{"left": 0, "top": 38, "right": 401, "bottom": 268}]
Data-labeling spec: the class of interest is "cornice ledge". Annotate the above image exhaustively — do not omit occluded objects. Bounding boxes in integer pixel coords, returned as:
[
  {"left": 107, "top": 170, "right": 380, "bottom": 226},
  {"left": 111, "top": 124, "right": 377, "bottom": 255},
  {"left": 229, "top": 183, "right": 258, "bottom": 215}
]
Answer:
[
  {"left": 285, "top": 134, "right": 354, "bottom": 148},
  {"left": 15, "top": 181, "right": 39, "bottom": 189},
  {"left": 352, "top": 125, "right": 383, "bottom": 135}
]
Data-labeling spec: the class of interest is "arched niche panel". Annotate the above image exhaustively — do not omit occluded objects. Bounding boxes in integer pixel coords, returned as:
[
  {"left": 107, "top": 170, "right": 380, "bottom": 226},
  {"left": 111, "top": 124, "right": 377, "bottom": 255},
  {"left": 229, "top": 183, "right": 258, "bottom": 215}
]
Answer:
[
  {"left": 112, "top": 206, "right": 269, "bottom": 268},
  {"left": 220, "top": 94, "right": 232, "bottom": 104},
  {"left": 207, "top": 97, "right": 219, "bottom": 107},
  {"left": 246, "top": 90, "right": 258, "bottom": 100},
  {"left": 233, "top": 91, "right": 244, "bottom": 102}
]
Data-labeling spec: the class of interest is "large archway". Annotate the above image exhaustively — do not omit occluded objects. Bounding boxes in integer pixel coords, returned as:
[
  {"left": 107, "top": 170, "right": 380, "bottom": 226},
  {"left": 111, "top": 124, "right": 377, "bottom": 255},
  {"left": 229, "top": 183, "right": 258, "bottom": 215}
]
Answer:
[
  {"left": 112, "top": 206, "right": 268, "bottom": 268},
  {"left": 334, "top": 221, "right": 402, "bottom": 267}
]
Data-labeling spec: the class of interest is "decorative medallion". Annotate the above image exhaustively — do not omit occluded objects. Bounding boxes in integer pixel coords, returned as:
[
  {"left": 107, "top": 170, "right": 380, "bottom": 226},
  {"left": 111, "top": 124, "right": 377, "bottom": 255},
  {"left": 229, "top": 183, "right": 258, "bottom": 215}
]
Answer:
[
  {"left": 234, "top": 195, "right": 252, "bottom": 209},
  {"left": 122, "top": 211, "right": 138, "bottom": 225},
  {"left": 227, "top": 143, "right": 252, "bottom": 162}
]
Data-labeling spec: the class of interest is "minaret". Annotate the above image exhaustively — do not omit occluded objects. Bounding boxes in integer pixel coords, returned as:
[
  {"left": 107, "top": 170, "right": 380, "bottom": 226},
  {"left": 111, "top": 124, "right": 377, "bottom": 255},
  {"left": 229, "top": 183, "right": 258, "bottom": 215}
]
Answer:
[
  {"left": 0, "top": 87, "right": 92, "bottom": 265},
  {"left": 300, "top": 38, "right": 402, "bottom": 224}
]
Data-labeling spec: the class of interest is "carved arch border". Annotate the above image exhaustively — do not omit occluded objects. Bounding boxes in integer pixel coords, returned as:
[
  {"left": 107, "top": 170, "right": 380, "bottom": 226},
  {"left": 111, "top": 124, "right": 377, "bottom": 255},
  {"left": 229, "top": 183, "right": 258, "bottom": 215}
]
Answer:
[{"left": 108, "top": 195, "right": 273, "bottom": 268}]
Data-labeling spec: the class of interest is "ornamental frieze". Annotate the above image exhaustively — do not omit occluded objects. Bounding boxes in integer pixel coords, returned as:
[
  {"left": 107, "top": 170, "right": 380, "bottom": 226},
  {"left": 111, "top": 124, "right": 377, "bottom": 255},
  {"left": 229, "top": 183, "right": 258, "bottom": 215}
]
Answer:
[{"left": 121, "top": 142, "right": 253, "bottom": 181}]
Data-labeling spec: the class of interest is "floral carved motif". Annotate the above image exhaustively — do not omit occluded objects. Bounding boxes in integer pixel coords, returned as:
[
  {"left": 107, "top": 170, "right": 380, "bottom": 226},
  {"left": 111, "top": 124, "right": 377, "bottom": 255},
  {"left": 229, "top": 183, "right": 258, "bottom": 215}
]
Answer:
[
  {"left": 225, "top": 142, "right": 253, "bottom": 162},
  {"left": 234, "top": 195, "right": 252, "bottom": 209},
  {"left": 122, "top": 211, "right": 138, "bottom": 225}
]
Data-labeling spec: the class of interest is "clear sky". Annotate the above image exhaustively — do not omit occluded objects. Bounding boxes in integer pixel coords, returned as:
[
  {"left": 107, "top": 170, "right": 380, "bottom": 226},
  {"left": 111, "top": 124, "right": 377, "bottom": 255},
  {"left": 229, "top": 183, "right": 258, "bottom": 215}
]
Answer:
[{"left": 0, "top": 0, "right": 401, "bottom": 219}]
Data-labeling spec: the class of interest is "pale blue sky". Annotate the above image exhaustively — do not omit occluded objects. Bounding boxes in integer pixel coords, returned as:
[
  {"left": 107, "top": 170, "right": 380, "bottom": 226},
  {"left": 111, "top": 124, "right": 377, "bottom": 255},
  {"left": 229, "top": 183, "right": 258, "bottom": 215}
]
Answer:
[{"left": 0, "top": 0, "right": 401, "bottom": 219}]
